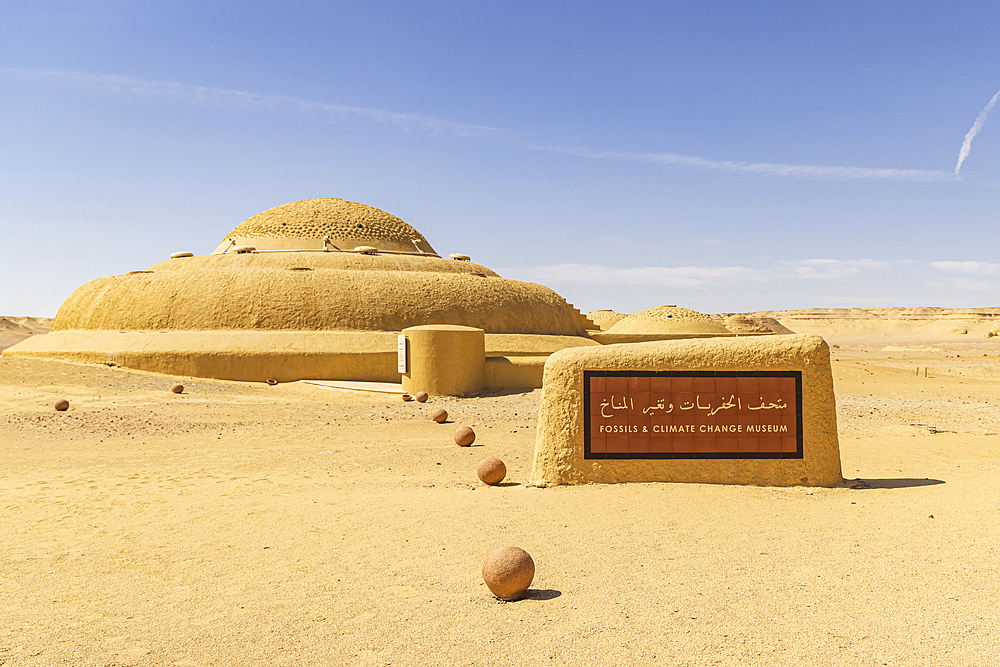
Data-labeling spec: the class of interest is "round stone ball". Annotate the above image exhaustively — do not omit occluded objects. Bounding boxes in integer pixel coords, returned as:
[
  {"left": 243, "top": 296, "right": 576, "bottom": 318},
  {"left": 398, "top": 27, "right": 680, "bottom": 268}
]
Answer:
[
  {"left": 415, "top": 391, "right": 429, "bottom": 403},
  {"left": 482, "top": 546, "right": 535, "bottom": 601},
  {"left": 54, "top": 399, "right": 70, "bottom": 412},
  {"left": 476, "top": 458, "right": 506, "bottom": 485},
  {"left": 171, "top": 384, "right": 184, "bottom": 394},
  {"left": 432, "top": 408, "right": 448, "bottom": 423},
  {"left": 401, "top": 394, "right": 413, "bottom": 402},
  {"left": 454, "top": 426, "right": 476, "bottom": 447}
]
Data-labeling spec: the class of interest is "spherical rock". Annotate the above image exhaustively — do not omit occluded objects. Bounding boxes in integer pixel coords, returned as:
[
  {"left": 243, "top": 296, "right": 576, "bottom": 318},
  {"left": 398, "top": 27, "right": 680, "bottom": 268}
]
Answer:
[
  {"left": 415, "top": 391, "right": 429, "bottom": 403},
  {"left": 432, "top": 408, "right": 448, "bottom": 423},
  {"left": 401, "top": 394, "right": 413, "bottom": 402},
  {"left": 482, "top": 546, "right": 534, "bottom": 601},
  {"left": 454, "top": 426, "right": 476, "bottom": 446},
  {"left": 171, "top": 384, "right": 184, "bottom": 394},
  {"left": 54, "top": 399, "right": 69, "bottom": 412},
  {"left": 477, "top": 458, "right": 506, "bottom": 485}
]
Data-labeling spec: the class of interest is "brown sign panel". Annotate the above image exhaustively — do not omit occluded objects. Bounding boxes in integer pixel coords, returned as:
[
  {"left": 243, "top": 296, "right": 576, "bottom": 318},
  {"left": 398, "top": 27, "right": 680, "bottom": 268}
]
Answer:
[{"left": 584, "top": 371, "right": 803, "bottom": 459}]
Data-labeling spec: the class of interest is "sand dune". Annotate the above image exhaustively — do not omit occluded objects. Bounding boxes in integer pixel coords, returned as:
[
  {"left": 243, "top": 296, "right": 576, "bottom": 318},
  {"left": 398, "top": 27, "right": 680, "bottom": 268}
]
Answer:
[
  {"left": 0, "top": 316, "right": 52, "bottom": 351},
  {"left": 2, "top": 310, "right": 1000, "bottom": 664}
]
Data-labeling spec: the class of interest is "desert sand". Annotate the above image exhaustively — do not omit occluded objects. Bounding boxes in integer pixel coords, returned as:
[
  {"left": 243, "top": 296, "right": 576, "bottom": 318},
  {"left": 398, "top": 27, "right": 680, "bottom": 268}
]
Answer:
[
  {"left": 3, "top": 309, "right": 1000, "bottom": 665},
  {"left": 0, "top": 317, "right": 51, "bottom": 352},
  {"left": 746, "top": 307, "right": 1000, "bottom": 343}
]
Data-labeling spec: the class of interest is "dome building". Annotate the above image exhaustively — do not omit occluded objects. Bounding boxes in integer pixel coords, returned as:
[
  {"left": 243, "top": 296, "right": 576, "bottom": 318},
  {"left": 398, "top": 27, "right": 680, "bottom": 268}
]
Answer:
[
  {"left": 589, "top": 305, "right": 735, "bottom": 344},
  {"left": 6, "top": 199, "right": 598, "bottom": 383}
]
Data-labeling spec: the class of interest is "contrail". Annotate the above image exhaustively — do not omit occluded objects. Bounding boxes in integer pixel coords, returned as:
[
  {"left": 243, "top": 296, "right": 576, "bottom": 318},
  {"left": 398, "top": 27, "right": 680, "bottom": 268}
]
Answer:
[
  {"left": 2, "top": 66, "right": 957, "bottom": 183},
  {"left": 1, "top": 67, "right": 504, "bottom": 139},
  {"left": 535, "top": 146, "right": 955, "bottom": 182},
  {"left": 955, "top": 88, "right": 1000, "bottom": 174}
]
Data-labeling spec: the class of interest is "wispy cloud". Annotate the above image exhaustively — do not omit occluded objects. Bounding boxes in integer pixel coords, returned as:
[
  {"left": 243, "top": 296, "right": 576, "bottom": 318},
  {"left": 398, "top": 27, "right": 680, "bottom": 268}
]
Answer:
[
  {"left": 936, "top": 277, "right": 998, "bottom": 291},
  {"left": 955, "top": 88, "right": 1000, "bottom": 174},
  {"left": 500, "top": 259, "right": 1000, "bottom": 295},
  {"left": 2, "top": 66, "right": 959, "bottom": 183},
  {"left": 776, "top": 258, "right": 890, "bottom": 279},
  {"left": 931, "top": 260, "right": 1000, "bottom": 275},
  {"left": 497, "top": 263, "right": 766, "bottom": 288},
  {"left": 2, "top": 67, "right": 504, "bottom": 139},
  {"left": 929, "top": 260, "right": 1000, "bottom": 291},
  {"left": 534, "top": 146, "right": 956, "bottom": 182},
  {"left": 500, "top": 259, "right": 1000, "bottom": 291},
  {"left": 499, "top": 259, "right": 902, "bottom": 288}
]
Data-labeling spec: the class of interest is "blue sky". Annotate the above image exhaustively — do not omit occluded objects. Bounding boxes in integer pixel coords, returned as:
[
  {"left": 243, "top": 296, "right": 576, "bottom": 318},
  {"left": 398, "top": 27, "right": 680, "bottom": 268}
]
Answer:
[{"left": 2, "top": 1, "right": 999, "bottom": 316}]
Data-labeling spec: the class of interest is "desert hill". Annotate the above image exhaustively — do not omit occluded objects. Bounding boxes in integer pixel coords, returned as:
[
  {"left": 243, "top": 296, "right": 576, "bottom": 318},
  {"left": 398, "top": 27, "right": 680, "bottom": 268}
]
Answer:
[
  {"left": 740, "top": 307, "right": 1000, "bottom": 343},
  {"left": 0, "top": 316, "right": 52, "bottom": 351}
]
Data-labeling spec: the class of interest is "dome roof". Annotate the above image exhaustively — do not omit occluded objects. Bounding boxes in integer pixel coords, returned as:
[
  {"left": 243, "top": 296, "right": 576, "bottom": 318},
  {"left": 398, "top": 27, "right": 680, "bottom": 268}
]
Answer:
[
  {"left": 605, "top": 305, "right": 731, "bottom": 335},
  {"left": 15, "top": 198, "right": 599, "bottom": 384},
  {"left": 50, "top": 198, "right": 585, "bottom": 337},
  {"left": 214, "top": 198, "right": 438, "bottom": 255},
  {"left": 51, "top": 254, "right": 581, "bottom": 335}
]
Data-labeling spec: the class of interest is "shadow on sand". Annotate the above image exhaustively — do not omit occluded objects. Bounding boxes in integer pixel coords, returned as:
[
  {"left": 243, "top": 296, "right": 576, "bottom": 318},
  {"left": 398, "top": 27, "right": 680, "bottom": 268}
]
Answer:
[
  {"left": 851, "top": 478, "right": 945, "bottom": 489},
  {"left": 521, "top": 589, "right": 562, "bottom": 601}
]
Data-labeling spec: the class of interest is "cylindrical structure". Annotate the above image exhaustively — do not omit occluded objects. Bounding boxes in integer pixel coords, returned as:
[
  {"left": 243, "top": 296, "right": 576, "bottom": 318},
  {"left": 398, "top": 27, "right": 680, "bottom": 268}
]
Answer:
[{"left": 401, "top": 324, "right": 486, "bottom": 397}]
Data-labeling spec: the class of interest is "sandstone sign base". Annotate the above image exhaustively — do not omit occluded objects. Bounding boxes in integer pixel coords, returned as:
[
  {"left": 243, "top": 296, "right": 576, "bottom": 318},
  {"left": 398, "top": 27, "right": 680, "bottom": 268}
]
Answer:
[{"left": 530, "top": 334, "right": 843, "bottom": 486}]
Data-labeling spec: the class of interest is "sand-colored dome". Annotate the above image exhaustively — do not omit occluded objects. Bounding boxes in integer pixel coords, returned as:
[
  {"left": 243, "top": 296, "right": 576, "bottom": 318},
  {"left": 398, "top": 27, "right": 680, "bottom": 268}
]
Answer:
[
  {"left": 51, "top": 198, "right": 579, "bottom": 335},
  {"left": 586, "top": 310, "right": 628, "bottom": 331},
  {"left": 605, "top": 306, "right": 731, "bottom": 336},
  {"left": 51, "top": 252, "right": 581, "bottom": 335},
  {"left": 214, "top": 198, "right": 438, "bottom": 254},
  {"left": 9, "top": 200, "right": 599, "bottom": 383}
]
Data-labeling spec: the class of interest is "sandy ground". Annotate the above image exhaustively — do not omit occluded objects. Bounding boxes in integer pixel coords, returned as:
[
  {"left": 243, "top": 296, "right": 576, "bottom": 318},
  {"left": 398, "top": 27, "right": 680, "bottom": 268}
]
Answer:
[{"left": 3, "top": 333, "right": 1000, "bottom": 665}]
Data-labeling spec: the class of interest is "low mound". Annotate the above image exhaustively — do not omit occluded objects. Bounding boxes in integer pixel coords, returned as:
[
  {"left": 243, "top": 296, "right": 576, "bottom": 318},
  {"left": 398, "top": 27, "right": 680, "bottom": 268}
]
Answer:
[
  {"left": 752, "top": 317, "right": 796, "bottom": 335},
  {"left": 722, "top": 314, "right": 773, "bottom": 335},
  {"left": 711, "top": 313, "right": 791, "bottom": 335},
  {"left": 605, "top": 306, "right": 731, "bottom": 336},
  {"left": 585, "top": 310, "right": 628, "bottom": 331}
]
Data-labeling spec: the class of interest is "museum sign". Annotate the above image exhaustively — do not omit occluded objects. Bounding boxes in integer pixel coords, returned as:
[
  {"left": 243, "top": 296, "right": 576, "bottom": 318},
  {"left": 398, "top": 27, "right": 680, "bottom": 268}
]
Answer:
[{"left": 584, "top": 371, "right": 803, "bottom": 459}]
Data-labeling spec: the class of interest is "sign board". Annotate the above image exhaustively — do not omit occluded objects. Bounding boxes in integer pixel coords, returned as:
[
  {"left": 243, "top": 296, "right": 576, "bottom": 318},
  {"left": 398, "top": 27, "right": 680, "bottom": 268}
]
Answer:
[
  {"left": 397, "top": 334, "right": 407, "bottom": 373},
  {"left": 584, "top": 371, "right": 802, "bottom": 459}
]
